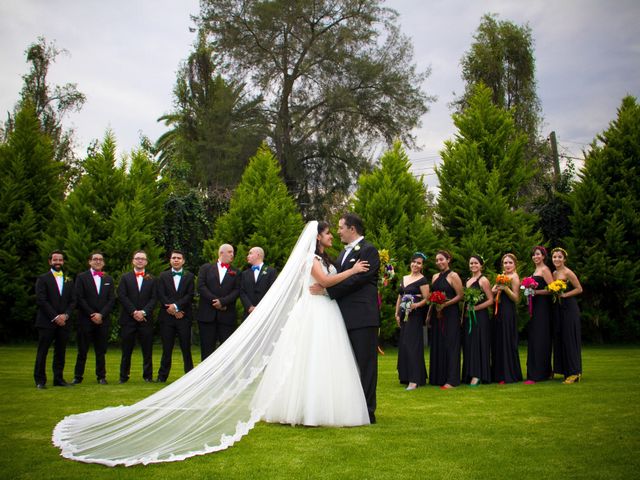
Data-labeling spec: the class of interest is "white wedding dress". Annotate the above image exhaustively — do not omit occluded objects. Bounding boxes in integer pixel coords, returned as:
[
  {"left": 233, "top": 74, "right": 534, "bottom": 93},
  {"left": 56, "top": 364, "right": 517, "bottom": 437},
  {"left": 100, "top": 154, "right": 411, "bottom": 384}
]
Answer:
[
  {"left": 253, "top": 257, "right": 369, "bottom": 426},
  {"left": 52, "top": 221, "right": 368, "bottom": 466}
]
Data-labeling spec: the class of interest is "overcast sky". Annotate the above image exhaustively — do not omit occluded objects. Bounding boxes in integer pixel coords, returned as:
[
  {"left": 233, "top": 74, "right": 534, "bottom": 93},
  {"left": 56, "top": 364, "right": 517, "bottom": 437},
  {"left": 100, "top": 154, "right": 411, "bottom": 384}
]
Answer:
[{"left": 1, "top": 0, "right": 639, "bottom": 191}]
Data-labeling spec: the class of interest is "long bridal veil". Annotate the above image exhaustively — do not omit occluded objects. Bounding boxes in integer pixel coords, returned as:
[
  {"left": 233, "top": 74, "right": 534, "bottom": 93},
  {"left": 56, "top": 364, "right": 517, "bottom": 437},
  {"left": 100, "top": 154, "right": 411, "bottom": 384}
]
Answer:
[{"left": 53, "top": 221, "right": 320, "bottom": 466}]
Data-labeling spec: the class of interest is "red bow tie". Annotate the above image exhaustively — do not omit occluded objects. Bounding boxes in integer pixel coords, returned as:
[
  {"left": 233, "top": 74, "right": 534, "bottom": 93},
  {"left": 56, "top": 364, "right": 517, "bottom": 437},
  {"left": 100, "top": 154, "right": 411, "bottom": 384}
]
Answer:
[
  {"left": 135, "top": 271, "right": 145, "bottom": 277},
  {"left": 92, "top": 270, "right": 104, "bottom": 277},
  {"left": 220, "top": 263, "right": 230, "bottom": 269}
]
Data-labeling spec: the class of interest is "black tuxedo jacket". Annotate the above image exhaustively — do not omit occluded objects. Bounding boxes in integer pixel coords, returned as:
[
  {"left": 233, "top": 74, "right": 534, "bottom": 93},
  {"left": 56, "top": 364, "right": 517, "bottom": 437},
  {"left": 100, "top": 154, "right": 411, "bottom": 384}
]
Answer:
[
  {"left": 35, "top": 271, "right": 75, "bottom": 329},
  {"left": 326, "top": 239, "right": 380, "bottom": 330},
  {"left": 75, "top": 270, "right": 115, "bottom": 326},
  {"left": 239, "top": 265, "right": 277, "bottom": 315},
  {"left": 156, "top": 269, "right": 195, "bottom": 322},
  {"left": 117, "top": 271, "right": 157, "bottom": 326},
  {"left": 196, "top": 263, "right": 240, "bottom": 326}
]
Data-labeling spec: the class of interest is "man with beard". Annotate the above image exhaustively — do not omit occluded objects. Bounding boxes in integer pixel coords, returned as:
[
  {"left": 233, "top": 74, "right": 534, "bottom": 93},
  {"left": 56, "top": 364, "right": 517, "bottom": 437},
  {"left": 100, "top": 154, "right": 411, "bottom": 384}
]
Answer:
[{"left": 34, "top": 250, "right": 75, "bottom": 388}]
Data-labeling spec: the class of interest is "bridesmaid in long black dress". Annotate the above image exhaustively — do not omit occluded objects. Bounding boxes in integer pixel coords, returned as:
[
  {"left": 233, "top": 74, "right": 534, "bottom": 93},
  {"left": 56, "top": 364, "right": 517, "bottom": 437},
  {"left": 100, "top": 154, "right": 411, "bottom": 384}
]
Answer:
[
  {"left": 491, "top": 253, "right": 523, "bottom": 384},
  {"left": 428, "top": 250, "right": 464, "bottom": 389},
  {"left": 395, "top": 253, "right": 430, "bottom": 390},
  {"left": 551, "top": 248, "right": 583, "bottom": 384},
  {"left": 462, "top": 255, "right": 494, "bottom": 386},
  {"left": 525, "top": 246, "right": 554, "bottom": 383}
]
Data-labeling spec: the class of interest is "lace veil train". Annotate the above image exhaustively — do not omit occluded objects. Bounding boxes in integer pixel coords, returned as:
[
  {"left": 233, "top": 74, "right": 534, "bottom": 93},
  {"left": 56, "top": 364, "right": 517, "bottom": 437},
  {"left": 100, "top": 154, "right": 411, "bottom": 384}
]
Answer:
[{"left": 53, "top": 221, "right": 320, "bottom": 466}]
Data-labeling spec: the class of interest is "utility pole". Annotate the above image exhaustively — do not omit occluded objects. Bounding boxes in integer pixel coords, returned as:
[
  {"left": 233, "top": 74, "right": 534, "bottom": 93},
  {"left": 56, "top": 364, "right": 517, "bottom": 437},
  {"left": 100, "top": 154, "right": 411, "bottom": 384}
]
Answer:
[{"left": 549, "top": 131, "right": 561, "bottom": 183}]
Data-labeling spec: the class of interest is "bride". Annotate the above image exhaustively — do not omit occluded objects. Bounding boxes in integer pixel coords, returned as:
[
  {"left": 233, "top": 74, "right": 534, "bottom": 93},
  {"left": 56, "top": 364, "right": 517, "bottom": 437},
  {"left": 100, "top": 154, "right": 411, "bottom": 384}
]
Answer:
[{"left": 53, "top": 221, "right": 371, "bottom": 466}]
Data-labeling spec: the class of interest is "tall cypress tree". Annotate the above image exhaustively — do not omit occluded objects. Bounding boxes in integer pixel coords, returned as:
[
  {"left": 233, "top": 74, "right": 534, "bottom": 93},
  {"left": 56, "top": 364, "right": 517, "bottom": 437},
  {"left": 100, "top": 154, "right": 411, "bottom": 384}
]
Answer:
[
  {"left": 0, "top": 103, "right": 64, "bottom": 339},
  {"left": 566, "top": 96, "right": 640, "bottom": 341},
  {"left": 436, "top": 83, "right": 540, "bottom": 273},
  {"left": 204, "top": 144, "right": 303, "bottom": 270},
  {"left": 41, "top": 133, "right": 167, "bottom": 281},
  {"left": 352, "top": 141, "right": 440, "bottom": 340}
]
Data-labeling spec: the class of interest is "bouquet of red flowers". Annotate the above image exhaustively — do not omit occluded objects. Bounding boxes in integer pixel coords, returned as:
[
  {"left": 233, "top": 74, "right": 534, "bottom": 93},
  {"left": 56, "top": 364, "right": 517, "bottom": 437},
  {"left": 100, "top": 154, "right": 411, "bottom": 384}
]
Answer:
[
  {"left": 428, "top": 290, "right": 447, "bottom": 320},
  {"left": 520, "top": 276, "right": 539, "bottom": 317}
]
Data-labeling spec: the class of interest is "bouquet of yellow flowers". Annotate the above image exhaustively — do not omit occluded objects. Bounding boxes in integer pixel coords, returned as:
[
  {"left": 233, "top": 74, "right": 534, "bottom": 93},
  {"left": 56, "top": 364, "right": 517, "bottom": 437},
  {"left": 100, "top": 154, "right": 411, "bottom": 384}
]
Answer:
[
  {"left": 494, "top": 274, "right": 511, "bottom": 316},
  {"left": 546, "top": 279, "right": 567, "bottom": 303},
  {"left": 378, "top": 249, "right": 396, "bottom": 288}
]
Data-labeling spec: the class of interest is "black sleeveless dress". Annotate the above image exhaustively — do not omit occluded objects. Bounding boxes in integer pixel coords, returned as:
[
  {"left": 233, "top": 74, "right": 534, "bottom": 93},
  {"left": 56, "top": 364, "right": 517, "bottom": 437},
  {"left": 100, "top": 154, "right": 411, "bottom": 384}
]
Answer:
[
  {"left": 429, "top": 270, "right": 461, "bottom": 386},
  {"left": 492, "top": 287, "right": 523, "bottom": 383},
  {"left": 397, "top": 277, "right": 428, "bottom": 386},
  {"left": 461, "top": 277, "right": 491, "bottom": 384},
  {"left": 526, "top": 275, "right": 552, "bottom": 381},
  {"left": 554, "top": 290, "right": 582, "bottom": 377}
]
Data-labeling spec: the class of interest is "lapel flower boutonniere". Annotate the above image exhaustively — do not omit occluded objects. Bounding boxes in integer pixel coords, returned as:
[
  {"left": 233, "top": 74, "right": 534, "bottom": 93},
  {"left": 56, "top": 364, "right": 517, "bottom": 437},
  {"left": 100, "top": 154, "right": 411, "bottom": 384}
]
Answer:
[
  {"left": 64, "top": 276, "right": 72, "bottom": 284},
  {"left": 227, "top": 270, "right": 236, "bottom": 277},
  {"left": 261, "top": 269, "right": 268, "bottom": 276},
  {"left": 354, "top": 244, "right": 361, "bottom": 252},
  {"left": 144, "top": 273, "right": 153, "bottom": 281}
]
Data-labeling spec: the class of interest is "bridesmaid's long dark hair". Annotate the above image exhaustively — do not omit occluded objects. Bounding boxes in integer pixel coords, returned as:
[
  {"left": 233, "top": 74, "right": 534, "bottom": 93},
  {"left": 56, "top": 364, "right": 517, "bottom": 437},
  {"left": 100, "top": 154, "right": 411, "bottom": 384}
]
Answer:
[{"left": 316, "top": 221, "right": 335, "bottom": 269}]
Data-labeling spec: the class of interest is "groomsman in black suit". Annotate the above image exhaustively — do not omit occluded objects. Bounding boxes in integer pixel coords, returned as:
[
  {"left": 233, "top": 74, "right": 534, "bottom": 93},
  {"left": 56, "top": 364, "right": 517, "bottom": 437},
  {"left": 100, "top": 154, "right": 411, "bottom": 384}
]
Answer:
[
  {"left": 72, "top": 251, "right": 115, "bottom": 385},
  {"left": 311, "top": 213, "right": 380, "bottom": 424},
  {"left": 155, "top": 250, "right": 195, "bottom": 382},
  {"left": 239, "top": 247, "right": 277, "bottom": 318},
  {"left": 34, "top": 250, "right": 75, "bottom": 388},
  {"left": 117, "top": 250, "right": 157, "bottom": 383},
  {"left": 196, "top": 243, "right": 240, "bottom": 360}
]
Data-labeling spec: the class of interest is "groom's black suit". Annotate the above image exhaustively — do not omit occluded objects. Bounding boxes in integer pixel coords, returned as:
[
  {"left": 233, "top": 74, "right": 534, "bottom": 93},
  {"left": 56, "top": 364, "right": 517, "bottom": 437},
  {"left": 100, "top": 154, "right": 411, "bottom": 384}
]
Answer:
[{"left": 326, "top": 238, "right": 380, "bottom": 423}]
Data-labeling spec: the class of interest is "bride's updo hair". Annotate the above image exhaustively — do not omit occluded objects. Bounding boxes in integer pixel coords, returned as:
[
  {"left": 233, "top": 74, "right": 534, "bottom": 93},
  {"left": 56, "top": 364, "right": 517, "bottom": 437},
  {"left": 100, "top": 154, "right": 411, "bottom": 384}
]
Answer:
[{"left": 316, "top": 221, "right": 334, "bottom": 268}]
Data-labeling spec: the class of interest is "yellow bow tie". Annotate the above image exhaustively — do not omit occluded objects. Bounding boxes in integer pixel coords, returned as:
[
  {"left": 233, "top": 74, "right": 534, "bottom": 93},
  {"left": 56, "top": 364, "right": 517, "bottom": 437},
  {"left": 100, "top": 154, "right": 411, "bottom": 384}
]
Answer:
[{"left": 53, "top": 271, "right": 63, "bottom": 278}]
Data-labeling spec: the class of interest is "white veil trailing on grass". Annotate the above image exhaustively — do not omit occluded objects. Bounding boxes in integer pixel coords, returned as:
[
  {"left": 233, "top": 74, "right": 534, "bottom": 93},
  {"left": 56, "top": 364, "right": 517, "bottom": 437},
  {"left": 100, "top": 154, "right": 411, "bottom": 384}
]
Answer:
[{"left": 53, "top": 221, "right": 320, "bottom": 466}]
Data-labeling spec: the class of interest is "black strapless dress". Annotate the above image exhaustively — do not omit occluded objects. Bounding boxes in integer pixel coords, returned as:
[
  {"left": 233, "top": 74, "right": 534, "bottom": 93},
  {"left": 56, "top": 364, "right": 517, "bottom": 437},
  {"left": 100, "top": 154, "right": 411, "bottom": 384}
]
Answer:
[
  {"left": 492, "top": 290, "right": 523, "bottom": 383},
  {"left": 526, "top": 275, "right": 552, "bottom": 381}
]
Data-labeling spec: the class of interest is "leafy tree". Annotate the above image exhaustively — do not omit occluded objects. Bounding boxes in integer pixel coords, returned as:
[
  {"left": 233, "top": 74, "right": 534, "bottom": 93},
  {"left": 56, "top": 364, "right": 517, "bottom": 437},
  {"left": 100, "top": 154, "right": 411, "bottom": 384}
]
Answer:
[
  {"left": 0, "top": 103, "right": 64, "bottom": 340},
  {"left": 198, "top": 0, "right": 432, "bottom": 218},
  {"left": 565, "top": 96, "right": 640, "bottom": 342},
  {"left": 457, "top": 13, "right": 553, "bottom": 204},
  {"left": 156, "top": 30, "right": 267, "bottom": 189},
  {"left": 204, "top": 144, "right": 303, "bottom": 271},
  {"left": 351, "top": 141, "right": 440, "bottom": 341},
  {"left": 2, "top": 37, "right": 86, "bottom": 186},
  {"left": 534, "top": 161, "right": 574, "bottom": 247},
  {"left": 458, "top": 14, "right": 540, "bottom": 143},
  {"left": 162, "top": 189, "right": 231, "bottom": 272},
  {"left": 40, "top": 132, "right": 168, "bottom": 339},
  {"left": 436, "top": 83, "right": 540, "bottom": 274}
]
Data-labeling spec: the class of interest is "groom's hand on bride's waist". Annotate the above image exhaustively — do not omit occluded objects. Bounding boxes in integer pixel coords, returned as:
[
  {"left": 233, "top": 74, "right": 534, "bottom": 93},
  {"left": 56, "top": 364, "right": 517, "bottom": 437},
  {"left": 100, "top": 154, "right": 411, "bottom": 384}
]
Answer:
[{"left": 309, "top": 283, "right": 326, "bottom": 296}]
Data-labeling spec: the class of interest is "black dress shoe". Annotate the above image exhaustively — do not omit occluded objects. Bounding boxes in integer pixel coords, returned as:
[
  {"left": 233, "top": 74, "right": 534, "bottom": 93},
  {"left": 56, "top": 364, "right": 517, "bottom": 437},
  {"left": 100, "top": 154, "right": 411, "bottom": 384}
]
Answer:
[
  {"left": 98, "top": 378, "right": 108, "bottom": 385},
  {"left": 36, "top": 383, "right": 46, "bottom": 389},
  {"left": 118, "top": 378, "right": 128, "bottom": 384},
  {"left": 156, "top": 378, "right": 167, "bottom": 383},
  {"left": 143, "top": 378, "right": 153, "bottom": 383},
  {"left": 53, "top": 380, "right": 73, "bottom": 387},
  {"left": 71, "top": 377, "right": 82, "bottom": 385}
]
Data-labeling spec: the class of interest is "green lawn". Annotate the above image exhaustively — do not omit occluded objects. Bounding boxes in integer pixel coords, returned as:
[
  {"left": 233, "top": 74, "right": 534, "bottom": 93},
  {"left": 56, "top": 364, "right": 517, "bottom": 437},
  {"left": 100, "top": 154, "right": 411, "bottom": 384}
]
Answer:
[{"left": 1, "top": 344, "right": 638, "bottom": 479}]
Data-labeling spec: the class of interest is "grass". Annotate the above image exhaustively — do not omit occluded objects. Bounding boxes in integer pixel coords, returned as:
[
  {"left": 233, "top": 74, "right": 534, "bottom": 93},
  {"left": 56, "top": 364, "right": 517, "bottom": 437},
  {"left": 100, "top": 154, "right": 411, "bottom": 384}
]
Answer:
[{"left": 1, "top": 343, "right": 639, "bottom": 479}]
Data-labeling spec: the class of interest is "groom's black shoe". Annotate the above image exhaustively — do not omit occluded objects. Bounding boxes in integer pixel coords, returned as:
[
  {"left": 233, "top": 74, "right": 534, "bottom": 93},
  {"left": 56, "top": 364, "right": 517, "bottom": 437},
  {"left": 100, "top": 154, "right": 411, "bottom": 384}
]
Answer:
[
  {"left": 54, "top": 380, "right": 73, "bottom": 387},
  {"left": 369, "top": 414, "right": 376, "bottom": 424}
]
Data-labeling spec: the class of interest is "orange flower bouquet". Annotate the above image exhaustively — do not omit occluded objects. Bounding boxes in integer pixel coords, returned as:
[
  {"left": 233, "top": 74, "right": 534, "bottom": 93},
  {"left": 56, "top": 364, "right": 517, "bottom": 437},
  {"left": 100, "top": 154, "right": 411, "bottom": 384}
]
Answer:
[{"left": 494, "top": 274, "right": 511, "bottom": 316}]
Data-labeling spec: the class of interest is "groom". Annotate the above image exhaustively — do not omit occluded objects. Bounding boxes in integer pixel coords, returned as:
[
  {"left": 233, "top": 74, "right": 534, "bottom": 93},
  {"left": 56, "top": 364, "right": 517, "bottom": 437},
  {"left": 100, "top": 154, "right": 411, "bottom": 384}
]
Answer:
[{"left": 311, "top": 213, "right": 380, "bottom": 424}]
